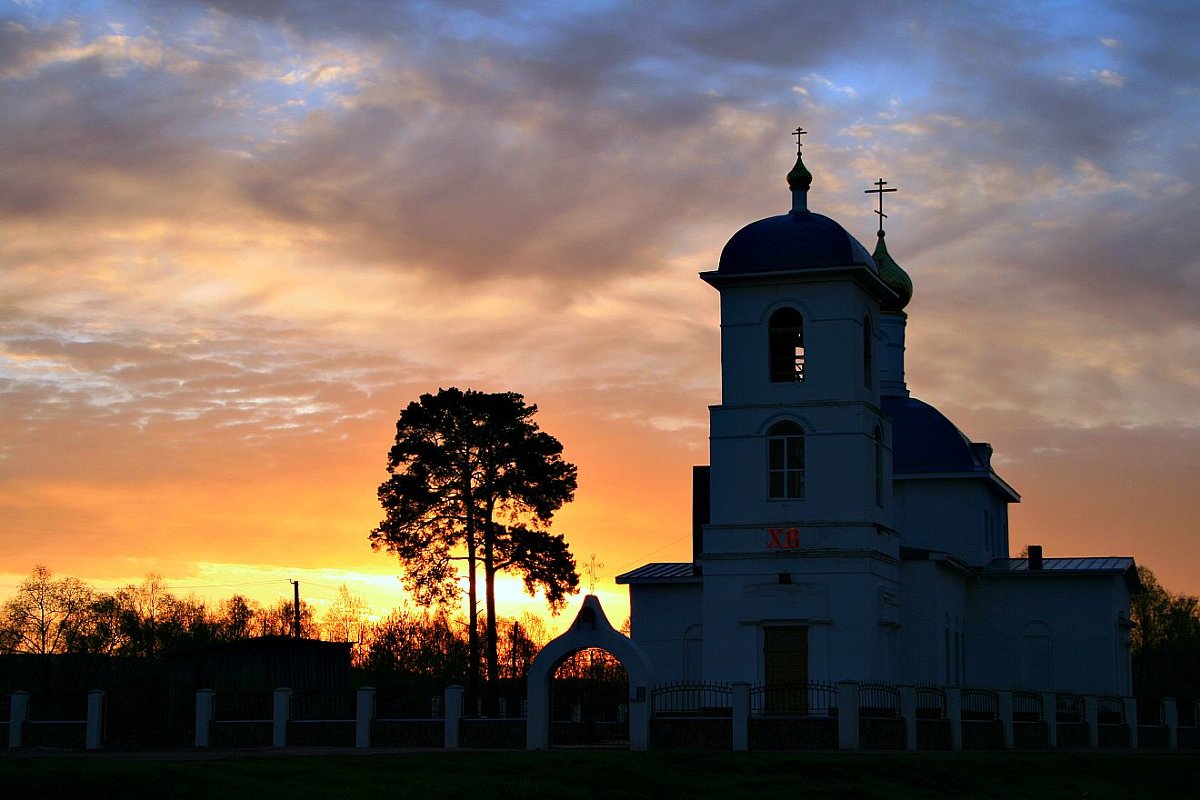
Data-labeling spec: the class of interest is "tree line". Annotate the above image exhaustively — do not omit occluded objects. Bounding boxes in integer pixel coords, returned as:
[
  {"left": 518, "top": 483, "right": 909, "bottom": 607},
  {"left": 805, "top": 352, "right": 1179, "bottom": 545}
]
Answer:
[{"left": 0, "top": 565, "right": 568, "bottom": 682}]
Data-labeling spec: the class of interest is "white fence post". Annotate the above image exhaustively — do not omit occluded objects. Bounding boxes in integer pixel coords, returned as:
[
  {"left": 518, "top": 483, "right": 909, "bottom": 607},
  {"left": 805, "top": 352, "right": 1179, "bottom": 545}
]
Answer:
[
  {"left": 195, "top": 689, "right": 215, "bottom": 748},
  {"left": 1162, "top": 698, "right": 1178, "bottom": 750},
  {"left": 997, "top": 690, "right": 1014, "bottom": 750},
  {"left": 273, "top": 687, "right": 291, "bottom": 748},
  {"left": 1123, "top": 696, "right": 1138, "bottom": 749},
  {"left": 1041, "top": 692, "right": 1057, "bottom": 749},
  {"left": 85, "top": 690, "right": 105, "bottom": 750},
  {"left": 836, "top": 680, "right": 860, "bottom": 751},
  {"left": 9, "top": 691, "right": 29, "bottom": 749},
  {"left": 444, "top": 685, "right": 464, "bottom": 749},
  {"left": 731, "top": 682, "right": 750, "bottom": 752},
  {"left": 1084, "top": 696, "right": 1099, "bottom": 749},
  {"left": 628, "top": 684, "right": 650, "bottom": 752},
  {"left": 946, "top": 688, "right": 963, "bottom": 752},
  {"left": 899, "top": 686, "right": 917, "bottom": 751},
  {"left": 356, "top": 686, "right": 376, "bottom": 749}
]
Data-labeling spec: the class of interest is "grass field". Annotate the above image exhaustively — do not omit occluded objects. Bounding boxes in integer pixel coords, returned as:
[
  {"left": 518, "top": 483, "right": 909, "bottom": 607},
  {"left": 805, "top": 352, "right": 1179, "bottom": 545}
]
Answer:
[{"left": 2, "top": 749, "right": 1197, "bottom": 799}]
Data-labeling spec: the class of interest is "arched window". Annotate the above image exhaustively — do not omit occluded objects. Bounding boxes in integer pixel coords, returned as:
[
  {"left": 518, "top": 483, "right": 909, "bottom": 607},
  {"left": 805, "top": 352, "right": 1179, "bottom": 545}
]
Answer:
[
  {"left": 769, "top": 308, "right": 805, "bottom": 383},
  {"left": 863, "top": 314, "right": 874, "bottom": 388},
  {"left": 767, "top": 421, "right": 805, "bottom": 499},
  {"left": 874, "top": 425, "right": 885, "bottom": 506}
]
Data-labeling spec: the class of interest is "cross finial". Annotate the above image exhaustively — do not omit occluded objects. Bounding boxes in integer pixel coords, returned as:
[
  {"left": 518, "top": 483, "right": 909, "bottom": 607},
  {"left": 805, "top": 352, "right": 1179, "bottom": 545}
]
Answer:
[
  {"left": 584, "top": 553, "right": 604, "bottom": 595},
  {"left": 792, "top": 126, "right": 807, "bottom": 153},
  {"left": 864, "top": 177, "right": 898, "bottom": 234}
]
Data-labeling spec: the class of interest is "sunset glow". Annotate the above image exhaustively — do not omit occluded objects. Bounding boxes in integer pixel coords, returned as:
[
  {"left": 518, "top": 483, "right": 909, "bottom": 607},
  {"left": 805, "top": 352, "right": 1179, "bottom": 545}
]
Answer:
[{"left": 2, "top": 1, "right": 1198, "bottom": 626}]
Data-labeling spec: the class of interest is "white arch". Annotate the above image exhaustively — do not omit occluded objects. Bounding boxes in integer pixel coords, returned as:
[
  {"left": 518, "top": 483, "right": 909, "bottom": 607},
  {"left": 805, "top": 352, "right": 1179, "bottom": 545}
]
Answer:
[{"left": 526, "top": 594, "right": 655, "bottom": 751}]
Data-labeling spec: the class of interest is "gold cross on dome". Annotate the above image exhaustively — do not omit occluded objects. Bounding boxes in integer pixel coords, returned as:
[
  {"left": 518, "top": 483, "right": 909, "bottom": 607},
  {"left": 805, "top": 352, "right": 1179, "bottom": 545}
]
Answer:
[
  {"left": 584, "top": 554, "right": 604, "bottom": 594},
  {"left": 865, "top": 177, "right": 897, "bottom": 233}
]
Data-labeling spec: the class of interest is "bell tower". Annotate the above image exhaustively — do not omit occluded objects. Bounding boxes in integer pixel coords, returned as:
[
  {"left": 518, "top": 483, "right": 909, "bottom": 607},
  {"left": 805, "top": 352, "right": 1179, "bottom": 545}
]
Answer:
[{"left": 696, "top": 131, "right": 903, "bottom": 683}]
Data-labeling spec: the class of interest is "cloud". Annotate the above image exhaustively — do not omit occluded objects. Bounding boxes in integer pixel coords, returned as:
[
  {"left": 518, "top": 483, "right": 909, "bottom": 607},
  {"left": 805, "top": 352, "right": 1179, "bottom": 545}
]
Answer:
[{"left": 1, "top": 0, "right": 1198, "bottom": 602}]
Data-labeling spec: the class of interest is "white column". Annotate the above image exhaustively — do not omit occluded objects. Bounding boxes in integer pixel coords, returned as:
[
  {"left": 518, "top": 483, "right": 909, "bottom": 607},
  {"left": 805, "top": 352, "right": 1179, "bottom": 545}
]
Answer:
[
  {"left": 9, "top": 691, "right": 29, "bottom": 749},
  {"left": 1123, "top": 697, "right": 1138, "bottom": 749},
  {"left": 525, "top": 680, "right": 548, "bottom": 750},
  {"left": 899, "top": 686, "right": 917, "bottom": 751},
  {"left": 1041, "top": 692, "right": 1057, "bottom": 749},
  {"left": 628, "top": 685, "right": 650, "bottom": 752},
  {"left": 272, "top": 688, "right": 291, "bottom": 748},
  {"left": 195, "top": 689, "right": 215, "bottom": 748},
  {"left": 85, "top": 690, "right": 105, "bottom": 750},
  {"left": 837, "top": 680, "right": 860, "bottom": 751},
  {"left": 946, "top": 688, "right": 963, "bottom": 752},
  {"left": 356, "top": 687, "right": 376, "bottom": 749},
  {"left": 1084, "top": 696, "right": 1099, "bottom": 749},
  {"left": 1162, "top": 698, "right": 1178, "bottom": 750},
  {"left": 444, "top": 685, "right": 464, "bottom": 749},
  {"left": 731, "top": 683, "right": 750, "bottom": 752},
  {"left": 997, "top": 690, "right": 1014, "bottom": 750}
]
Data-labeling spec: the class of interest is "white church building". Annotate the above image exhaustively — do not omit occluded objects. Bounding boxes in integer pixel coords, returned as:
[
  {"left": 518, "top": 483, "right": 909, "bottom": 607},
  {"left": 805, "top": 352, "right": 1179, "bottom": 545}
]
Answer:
[{"left": 616, "top": 135, "right": 1138, "bottom": 696}]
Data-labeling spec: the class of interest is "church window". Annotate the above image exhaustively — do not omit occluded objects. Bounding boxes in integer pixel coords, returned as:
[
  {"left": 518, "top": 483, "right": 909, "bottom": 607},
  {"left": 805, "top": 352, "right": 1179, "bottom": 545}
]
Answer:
[
  {"left": 767, "top": 422, "right": 805, "bottom": 499},
  {"left": 863, "top": 315, "right": 874, "bottom": 388},
  {"left": 768, "top": 308, "right": 805, "bottom": 383}
]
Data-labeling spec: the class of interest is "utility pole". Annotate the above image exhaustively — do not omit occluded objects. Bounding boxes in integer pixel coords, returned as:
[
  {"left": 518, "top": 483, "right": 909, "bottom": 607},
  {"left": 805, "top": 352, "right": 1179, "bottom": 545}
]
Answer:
[{"left": 291, "top": 579, "right": 301, "bottom": 639}]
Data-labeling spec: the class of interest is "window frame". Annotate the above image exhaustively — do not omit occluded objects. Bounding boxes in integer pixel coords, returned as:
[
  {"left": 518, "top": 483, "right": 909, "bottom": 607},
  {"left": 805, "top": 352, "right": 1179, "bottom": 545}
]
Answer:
[{"left": 767, "top": 421, "right": 805, "bottom": 500}]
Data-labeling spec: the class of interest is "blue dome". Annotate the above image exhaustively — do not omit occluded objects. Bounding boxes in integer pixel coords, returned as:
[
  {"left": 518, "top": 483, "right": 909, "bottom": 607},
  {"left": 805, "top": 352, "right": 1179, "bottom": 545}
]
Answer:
[
  {"left": 882, "top": 395, "right": 987, "bottom": 474},
  {"left": 718, "top": 210, "right": 877, "bottom": 275}
]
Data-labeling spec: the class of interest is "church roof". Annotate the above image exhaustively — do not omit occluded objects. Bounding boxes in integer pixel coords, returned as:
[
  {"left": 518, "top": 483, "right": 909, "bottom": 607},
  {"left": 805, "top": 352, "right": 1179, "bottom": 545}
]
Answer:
[
  {"left": 717, "top": 211, "right": 878, "bottom": 276},
  {"left": 984, "top": 557, "right": 1140, "bottom": 590},
  {"left": 615, "top": 562, "right": 698, "bottom": 584},
  {"left": 715, "top": 135, "right": 878, "bottom": 278},
  {"left": 984, "top": 557, "right": 1135, "bottom": 574},
  {"left": 882, "top": 395, "right": 986, "bottom": 474}
]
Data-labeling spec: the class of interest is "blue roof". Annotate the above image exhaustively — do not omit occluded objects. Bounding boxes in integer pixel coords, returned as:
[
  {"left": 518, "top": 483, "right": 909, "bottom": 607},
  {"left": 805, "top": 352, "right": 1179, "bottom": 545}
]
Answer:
[
  {"left": 717, "top": 211, "right": 877, "bottom": 275},
  {"left": 881, "top": 395, "right": 985, "bottom": 475}
]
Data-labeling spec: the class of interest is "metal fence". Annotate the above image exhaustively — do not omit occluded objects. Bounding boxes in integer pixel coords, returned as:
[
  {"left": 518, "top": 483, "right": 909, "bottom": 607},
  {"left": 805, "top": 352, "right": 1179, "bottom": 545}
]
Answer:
[
  {"left": 1057, "top": 693, "right": 1084, "bottom": 723},
  {"left": 28, "top": 691, "right": 87, "bottom": 722},
  {"left": 652, "top": 681, "right": 733, "bottom": 716},
  {"left": 1097, "top": 695, "right": 1124, "bottom": 725},
  {"left": 213, "top": 691, "right": 272, "bottom": 721},
  {"left": 914, "top": 685, "right": 946, "bottom": 719},
  {"left": 749, "top": 682, "right": 838, "bottom": 717},
  {"left": 375, "top": 687, "right": 444, "bottom": 720},
  {"left": 291, "top": 690, "right": 354, "bottom": 722},
  {"left": 1013, "top": 690, "right": 1043, "bottom": 722},
  {"left": 859, "top": 682, "right": 901, "bottom": 718},
  {"left": 961, "top": 687, "right": 998, "bottom": 721}
]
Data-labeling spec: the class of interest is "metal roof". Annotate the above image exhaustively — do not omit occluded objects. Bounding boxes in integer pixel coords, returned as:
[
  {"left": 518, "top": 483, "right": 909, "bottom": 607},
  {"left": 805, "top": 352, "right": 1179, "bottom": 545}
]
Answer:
[
  {"left": 983, "top": 557, "right": 1135, "bottom": 574},
  {"left": 614, "top": 562, "right": 697, "bottom": 584}
]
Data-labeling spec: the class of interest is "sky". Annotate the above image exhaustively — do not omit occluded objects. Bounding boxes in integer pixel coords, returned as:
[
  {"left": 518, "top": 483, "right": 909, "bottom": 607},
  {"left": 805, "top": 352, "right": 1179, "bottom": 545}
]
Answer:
[{"left": 2, "top": 0, "right": 1198, "bottom": 627}]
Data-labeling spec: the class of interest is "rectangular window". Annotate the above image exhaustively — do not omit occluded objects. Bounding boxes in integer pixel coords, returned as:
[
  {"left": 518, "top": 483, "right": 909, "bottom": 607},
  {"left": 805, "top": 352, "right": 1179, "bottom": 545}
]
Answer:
[{"left": 767, "top": 429, "right": 805, "bottom": 500}]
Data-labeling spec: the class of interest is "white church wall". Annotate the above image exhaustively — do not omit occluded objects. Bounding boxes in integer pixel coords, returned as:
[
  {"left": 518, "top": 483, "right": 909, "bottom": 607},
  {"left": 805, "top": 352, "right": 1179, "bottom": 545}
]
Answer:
[
  {"left": 699, "top": 555, "right": 898, "bottom": 684},
  {"left": 627, "top": 582, "right": 702, "bottom": 686},
  {"left": 897, "top": 560, "right": 970, "bottom": 685},
  {"left": 893, "top": 478, "right": 1009, "bottom": 566},
  {"left": 707, "top": 403, "right": 893, "bottom": 534},
  {"left": 968, "top": 575, "right": 1131, "bottom": 694},
  {"left": 716, "top": 279, "right": 883, "bottom": 408}
]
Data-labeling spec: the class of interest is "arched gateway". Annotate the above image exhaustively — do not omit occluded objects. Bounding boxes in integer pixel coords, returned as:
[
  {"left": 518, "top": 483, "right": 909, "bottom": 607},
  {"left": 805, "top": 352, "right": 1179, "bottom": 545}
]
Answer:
[{"left": 526, "top": 595, "right": 654, "bottom": 750}]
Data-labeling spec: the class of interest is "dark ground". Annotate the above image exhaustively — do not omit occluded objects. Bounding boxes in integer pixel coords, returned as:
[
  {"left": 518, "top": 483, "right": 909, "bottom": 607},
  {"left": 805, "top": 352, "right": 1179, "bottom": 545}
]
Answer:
[{"left": 2, "top": 748, "right": 1197, "bottom": 799}]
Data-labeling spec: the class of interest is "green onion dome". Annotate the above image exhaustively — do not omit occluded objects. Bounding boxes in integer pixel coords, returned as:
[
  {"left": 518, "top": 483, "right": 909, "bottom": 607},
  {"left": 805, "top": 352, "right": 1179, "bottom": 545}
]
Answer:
[{"left": 872, "top": 230, "right": 912, "bottom": 312}]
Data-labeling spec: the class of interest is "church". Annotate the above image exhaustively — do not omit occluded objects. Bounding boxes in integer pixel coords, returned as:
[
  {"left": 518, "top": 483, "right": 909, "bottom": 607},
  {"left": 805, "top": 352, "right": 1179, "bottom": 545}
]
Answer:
[{"left": 616, "top": 133, "right": 1138, "bottom": 695}]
